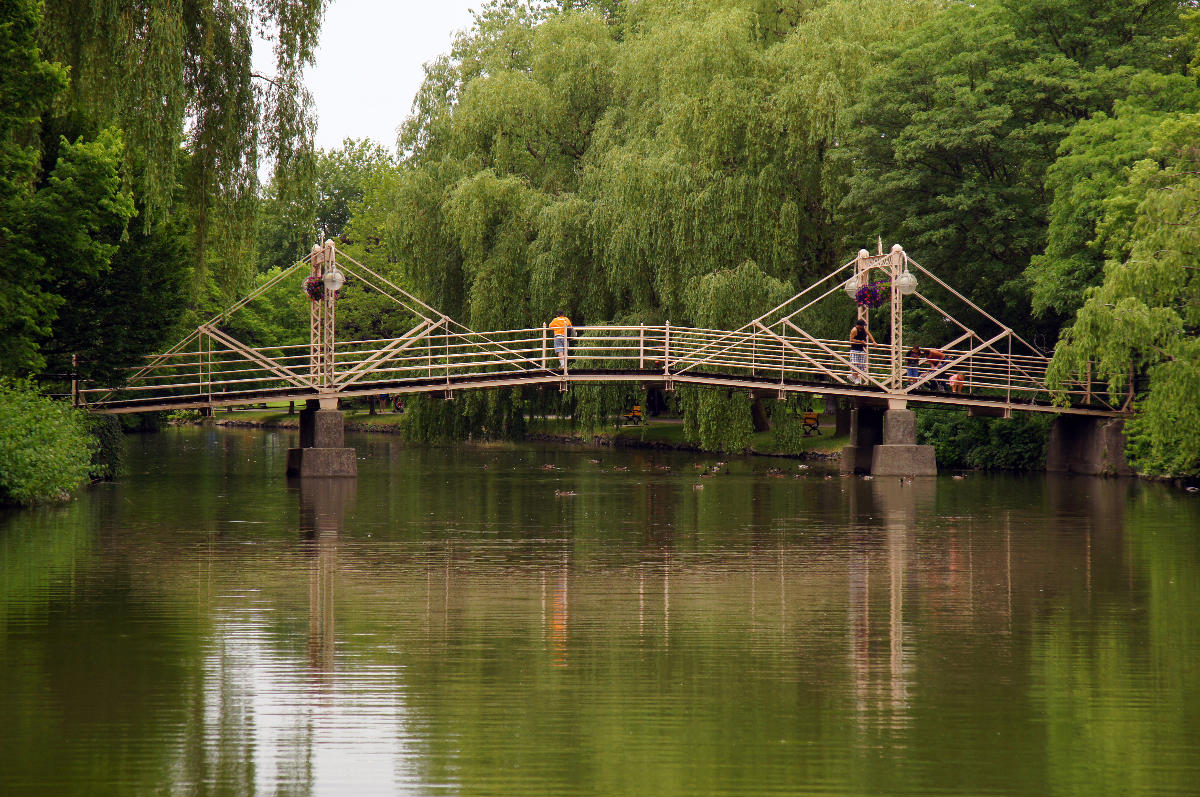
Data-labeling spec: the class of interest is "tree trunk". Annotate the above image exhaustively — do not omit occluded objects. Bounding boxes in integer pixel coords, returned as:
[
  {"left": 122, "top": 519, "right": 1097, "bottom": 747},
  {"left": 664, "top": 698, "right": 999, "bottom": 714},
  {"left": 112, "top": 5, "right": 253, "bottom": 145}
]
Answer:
[{"left": 751, "top": 396, "right": 771, "bottom": 433}]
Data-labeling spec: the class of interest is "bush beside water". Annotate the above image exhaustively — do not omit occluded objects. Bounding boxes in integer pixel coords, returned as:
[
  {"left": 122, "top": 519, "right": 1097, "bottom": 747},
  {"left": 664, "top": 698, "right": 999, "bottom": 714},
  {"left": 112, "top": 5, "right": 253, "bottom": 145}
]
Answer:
[
  {"left": 82, "top": 413, "right": 123, "bottom": 481},
  {"left": 0, "top": 380, "right": 98, "bottom": 506},
  {"left": 917, "top": 408, "right": 1052, "bottom": 471}
]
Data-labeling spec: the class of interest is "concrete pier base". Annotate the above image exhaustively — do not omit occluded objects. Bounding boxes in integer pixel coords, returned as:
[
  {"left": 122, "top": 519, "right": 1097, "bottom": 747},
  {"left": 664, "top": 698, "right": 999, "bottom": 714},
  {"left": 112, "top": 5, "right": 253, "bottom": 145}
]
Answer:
[
  {"left": 842, "top": 404, "right": 936, "bottom": 476},
  {"left": 286, "top": 401, "right": 357, "bottom": 477},
  {"left": 871, "top": 444, "right": 937, "bottom": 476},
  {"left": 871, "top": 408, "right": 937, "bottom": 476},
  {"left": 1047, "top": 416, "right": 1130, "bottom": 476},
  {"left": 286, "top": 447, "right": 357, "bottom": 477}
]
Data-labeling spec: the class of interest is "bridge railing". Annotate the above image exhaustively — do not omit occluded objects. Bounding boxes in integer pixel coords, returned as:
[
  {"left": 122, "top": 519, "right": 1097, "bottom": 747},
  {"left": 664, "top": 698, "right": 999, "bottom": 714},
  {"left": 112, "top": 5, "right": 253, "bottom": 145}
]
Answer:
[{"left": 78, "top": 321, "right": 1117, "bottom": 412}]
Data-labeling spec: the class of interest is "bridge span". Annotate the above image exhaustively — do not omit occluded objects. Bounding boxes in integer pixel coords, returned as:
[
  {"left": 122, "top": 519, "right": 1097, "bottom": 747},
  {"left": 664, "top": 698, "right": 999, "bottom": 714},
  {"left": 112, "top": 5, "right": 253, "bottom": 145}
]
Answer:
[{"left": 78, "top": 241, "right": 1129, "bottom": 477}]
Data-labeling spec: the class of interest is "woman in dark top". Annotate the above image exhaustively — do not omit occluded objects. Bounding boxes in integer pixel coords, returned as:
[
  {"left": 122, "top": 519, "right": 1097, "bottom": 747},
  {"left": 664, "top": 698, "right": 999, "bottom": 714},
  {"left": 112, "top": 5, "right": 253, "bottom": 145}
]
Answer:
[
  {"left": 905, "top": 346, "right": 923, "bottom": 383},
  {"left": 848, "top": 319, "right": 875, "bottom": 384}
]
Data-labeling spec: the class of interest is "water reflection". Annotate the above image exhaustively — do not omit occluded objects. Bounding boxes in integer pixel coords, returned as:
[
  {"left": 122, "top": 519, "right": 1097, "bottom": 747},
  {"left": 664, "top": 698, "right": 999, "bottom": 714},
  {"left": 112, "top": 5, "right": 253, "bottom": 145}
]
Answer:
[
  {"left": 0, "top": 429, "right": 1197, "bottom": 796},
  {"left": 295, "top": 477, "right": 354, "bottom": 674}
]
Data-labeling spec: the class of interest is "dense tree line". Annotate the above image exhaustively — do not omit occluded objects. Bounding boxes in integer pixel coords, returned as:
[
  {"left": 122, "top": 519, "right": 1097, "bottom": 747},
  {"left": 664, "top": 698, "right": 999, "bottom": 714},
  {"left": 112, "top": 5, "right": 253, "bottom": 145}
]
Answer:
[
  {"left": 5, "top": 0, "right": 1197, "bottom": 493},
  {"left": 0, "top": 0, "right": 328, "bottom": 503},
  {"left": 272, "top": 0, "right": 1195, "bottom": 474}
]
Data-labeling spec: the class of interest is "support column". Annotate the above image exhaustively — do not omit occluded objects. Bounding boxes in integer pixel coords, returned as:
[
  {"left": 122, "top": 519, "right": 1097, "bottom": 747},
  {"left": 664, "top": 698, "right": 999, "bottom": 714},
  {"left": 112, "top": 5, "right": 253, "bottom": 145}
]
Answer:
[
  {"left": 841, "top": 404, "right": 885, "bottom": 474},
  {"left": 1047, "top": 416, "right": 1130, "bottom": 476},
  {"left": 286, "top": 398, "right": 358, "bottom": 477},
  {"left": 870, "top": 401, "right": 937, "bottom": 476}
]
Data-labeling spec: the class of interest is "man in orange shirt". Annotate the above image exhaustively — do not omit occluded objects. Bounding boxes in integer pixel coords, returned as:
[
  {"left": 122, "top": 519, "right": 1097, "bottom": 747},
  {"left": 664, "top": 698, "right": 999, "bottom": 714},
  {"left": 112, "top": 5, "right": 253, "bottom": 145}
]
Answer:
[{"left": 549, "top": 311, "right": 573, "bottom": 371}]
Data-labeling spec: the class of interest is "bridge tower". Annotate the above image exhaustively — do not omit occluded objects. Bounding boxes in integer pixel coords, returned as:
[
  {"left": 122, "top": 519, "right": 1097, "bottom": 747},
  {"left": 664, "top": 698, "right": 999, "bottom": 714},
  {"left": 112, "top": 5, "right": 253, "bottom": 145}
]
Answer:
[
  {"left": 840, "top": 244, "right": 935, "bottom": 476},
  {"left": 286, "top": 240, "right": 357, "bottom": 478}
]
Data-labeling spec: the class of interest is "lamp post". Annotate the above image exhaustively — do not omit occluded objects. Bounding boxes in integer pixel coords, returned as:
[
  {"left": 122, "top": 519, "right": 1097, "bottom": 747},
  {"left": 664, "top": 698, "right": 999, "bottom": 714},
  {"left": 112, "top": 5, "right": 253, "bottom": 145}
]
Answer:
[{"left": 888, "top": 244, "right": 917, "bottom": 390}]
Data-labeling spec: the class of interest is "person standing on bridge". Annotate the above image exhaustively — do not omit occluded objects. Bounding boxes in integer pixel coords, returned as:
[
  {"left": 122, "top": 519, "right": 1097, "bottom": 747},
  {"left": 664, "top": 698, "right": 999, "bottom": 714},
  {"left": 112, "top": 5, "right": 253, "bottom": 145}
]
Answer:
[
  {"left": 848, "top": 319, "right": 875, "bottom": 384},
  {"left": 549, "top": 311, "right": 573, "bottom": 372},
  {"left": 924, "top": 347, "right": 948, "bottom": 391},
  {"left": 905, "top": 345, "right": 923, "bottom": 384}
]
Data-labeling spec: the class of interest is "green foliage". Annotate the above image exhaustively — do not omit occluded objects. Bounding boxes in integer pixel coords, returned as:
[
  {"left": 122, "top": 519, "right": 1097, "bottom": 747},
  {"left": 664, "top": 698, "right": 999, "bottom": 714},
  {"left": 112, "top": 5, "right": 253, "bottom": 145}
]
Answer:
[
  {"left": 1027, "top": 73, "right": 1200, "bottom": 320},
  {"left": 257, "top": 137, "right": 395, "bottom": 273},
  {"left": 38, "top": 0, "right": 330, "bottom": 279},
  {"left": 81, "top": 413, "right": 123, "bottom": 481},
  {"left": 1048, "top": 112, "right": 1200, "bottom": 477},
  {"left": 916, "top": 408, "right": 1051, "bottom": 471},
  {"left": 1, "top": 129, "right": 135, "bottom": 376},
  {"left": 769, "top": 397, "right": 813, "bottom": 454},
  {"left": 368, "top": 0, "right": 937, "bottom": 439},
  {"left": 40, "top": 194, "right": 192, "bottom": 384},
  {"left": 681, "top": 387, "right": 754, "bottom": 453},
  {"left": 0, "top": 380, "right": 96, "bottom": 505},
  {"left": 841, "top": 0, "right": 1188, "bottom": 338},
  {"left": 400, "top": 391, "right": 529, "bottom": 443}
]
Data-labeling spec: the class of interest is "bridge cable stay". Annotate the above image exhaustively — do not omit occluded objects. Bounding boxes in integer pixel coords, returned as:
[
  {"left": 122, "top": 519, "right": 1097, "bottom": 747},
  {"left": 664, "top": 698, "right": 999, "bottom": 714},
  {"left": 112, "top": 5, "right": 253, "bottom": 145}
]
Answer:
[{"left": 333, "top": 249, "right": 558, "bottom": 378}]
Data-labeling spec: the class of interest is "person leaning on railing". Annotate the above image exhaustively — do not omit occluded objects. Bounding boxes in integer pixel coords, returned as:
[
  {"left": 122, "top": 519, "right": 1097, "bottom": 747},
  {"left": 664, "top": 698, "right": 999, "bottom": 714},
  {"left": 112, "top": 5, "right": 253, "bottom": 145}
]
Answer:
[
  {"left": 924, "top": 347, "right": 948, "bottom": 391},
  {"left": 549, "top": 311, "right": 573, "bottom": 371},
  {"left": 848, "top": 319, "right": 875, "bottom": 385}
]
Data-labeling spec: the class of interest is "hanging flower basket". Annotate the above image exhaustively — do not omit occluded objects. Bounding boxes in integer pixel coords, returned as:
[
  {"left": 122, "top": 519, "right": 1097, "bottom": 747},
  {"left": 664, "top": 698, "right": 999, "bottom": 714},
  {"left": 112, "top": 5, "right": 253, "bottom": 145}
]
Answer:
[
  {"left": 303, "top": 275, "right": 325, "bottom": 301},
  {"left": 854, "top": 282, "right": 889, "bottom": 309}
]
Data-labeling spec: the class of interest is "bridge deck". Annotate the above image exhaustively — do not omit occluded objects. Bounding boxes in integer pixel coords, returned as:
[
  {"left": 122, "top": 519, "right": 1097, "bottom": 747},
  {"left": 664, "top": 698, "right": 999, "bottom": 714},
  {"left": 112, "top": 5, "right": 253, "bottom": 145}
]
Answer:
[{"left": 86, "top": 364, "right": 1121, "bottom": 419}]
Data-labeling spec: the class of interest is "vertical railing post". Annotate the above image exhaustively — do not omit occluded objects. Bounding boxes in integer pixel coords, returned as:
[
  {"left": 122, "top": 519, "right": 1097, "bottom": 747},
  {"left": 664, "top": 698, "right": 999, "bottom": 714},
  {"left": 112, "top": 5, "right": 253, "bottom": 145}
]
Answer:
[
  {"left": 542, "top": 324, "right": 548, "bottom": 371},
  {"left": 199, "top": 334, "right": 208, "bottom": 402},
  {"left": 639, "top": 324, "right": 645, "bottom": 370},
  {"left": 1006, "top": 333, "right": 1012, "bottom": 407},
  {"left": 663, "top": 321, "right": 671, "bottom": 377},
  {"left": 71, "top": 354, "right": 79, "bottom": 407},
  {"left": 779, "top": 327, "right": 786, "bottom": 387},
  {"left": 968, "top": 334, "right": 974, "bottom": 393}
]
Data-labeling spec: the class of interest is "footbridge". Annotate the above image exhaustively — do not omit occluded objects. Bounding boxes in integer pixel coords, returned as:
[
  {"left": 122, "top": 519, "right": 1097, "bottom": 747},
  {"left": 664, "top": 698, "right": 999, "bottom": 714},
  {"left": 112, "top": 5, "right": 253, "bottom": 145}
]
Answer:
[{"left": 78, "top": 241, "right": 1129, "bottom": 477}]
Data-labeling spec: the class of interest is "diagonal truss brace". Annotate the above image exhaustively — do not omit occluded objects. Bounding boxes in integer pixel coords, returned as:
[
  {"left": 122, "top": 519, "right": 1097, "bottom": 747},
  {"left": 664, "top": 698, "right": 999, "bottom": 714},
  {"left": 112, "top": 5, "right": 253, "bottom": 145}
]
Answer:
[
  {"left": 753, "top": 322, "right": 852, "bottom": 385},
  {"left": 902, "top": 329, "right": 1009, "bottom": 394},
  {"left": 780, "top": 318, "right": 890, "bottom": 389},
  {"left": 334, "top": 318, "right": 439, "bottom": 389},
  {"left": 200, "top": 325, "right": 314, "bottom": 390}
]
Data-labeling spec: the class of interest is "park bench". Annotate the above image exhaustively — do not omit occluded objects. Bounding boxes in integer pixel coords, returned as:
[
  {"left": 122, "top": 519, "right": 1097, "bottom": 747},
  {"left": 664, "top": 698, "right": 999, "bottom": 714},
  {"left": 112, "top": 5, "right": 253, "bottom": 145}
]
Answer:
[
  {"left": 620, "top": 405, "right": 644, "bottom": 426},
  {"left": 802, "top": 411, "right": 820, "bottom": 436}
]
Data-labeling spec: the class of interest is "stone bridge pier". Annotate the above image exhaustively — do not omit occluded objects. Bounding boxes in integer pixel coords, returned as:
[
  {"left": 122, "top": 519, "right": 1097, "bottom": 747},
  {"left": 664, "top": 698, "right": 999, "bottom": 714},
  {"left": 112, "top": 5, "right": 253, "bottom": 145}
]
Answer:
[
  {"left": 286, "top": 398, "right": 357, "bottom": 477},
  {"left": 1046, "top": 416, "right": 1131, "bottom": 476},
  {"left": 841, "top": 399, "right": 937, "bottom": 476}
]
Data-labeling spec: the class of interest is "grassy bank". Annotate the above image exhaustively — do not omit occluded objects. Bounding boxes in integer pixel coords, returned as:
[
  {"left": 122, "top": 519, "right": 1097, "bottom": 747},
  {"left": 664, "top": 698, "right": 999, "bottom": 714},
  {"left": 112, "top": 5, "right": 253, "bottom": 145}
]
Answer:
[{"left": 203, "top": 403, "right": 846, "bottom": 458}]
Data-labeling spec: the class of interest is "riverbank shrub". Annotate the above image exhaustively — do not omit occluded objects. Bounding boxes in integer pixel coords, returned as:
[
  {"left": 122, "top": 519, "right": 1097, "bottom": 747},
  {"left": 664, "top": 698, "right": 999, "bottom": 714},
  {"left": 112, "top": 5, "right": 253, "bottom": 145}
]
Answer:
[
  {"left": 81, "top": 413, "right": 122, "bottom": 481},
  {"left": 917, "top": 408, "right": 1052, "bottom": 471},
  {"left": 0, "top": 380, "right": 96, "bottom": 505}
]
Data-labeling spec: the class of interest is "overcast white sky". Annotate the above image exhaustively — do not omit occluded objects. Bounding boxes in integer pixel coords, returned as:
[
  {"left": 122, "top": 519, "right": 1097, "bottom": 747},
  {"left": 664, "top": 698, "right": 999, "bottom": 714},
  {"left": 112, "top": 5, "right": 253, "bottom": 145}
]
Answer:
[{"left": 261, "top": 0, "right": 479, "bottom": 154}]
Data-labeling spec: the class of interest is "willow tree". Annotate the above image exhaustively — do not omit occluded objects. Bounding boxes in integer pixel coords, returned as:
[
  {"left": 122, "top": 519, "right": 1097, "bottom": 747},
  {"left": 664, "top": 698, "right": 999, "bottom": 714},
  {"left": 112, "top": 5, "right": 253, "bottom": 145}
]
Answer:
[
  {"left": 1047, "top": 113, "right": 1200, "bottom": 477},
  {"left": 364, "top": 0, "right": 939, "bottom": 438},
  {"left": 38, "top": 0, "right": 328, "bottom": 288}
]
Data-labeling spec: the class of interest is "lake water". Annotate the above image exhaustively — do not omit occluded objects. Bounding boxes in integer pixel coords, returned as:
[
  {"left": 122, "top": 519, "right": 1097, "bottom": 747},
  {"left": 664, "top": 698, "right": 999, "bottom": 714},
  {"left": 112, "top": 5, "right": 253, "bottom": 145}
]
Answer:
[{"left": 1, "top": 426, "right": 1197, "bottom": 796}]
